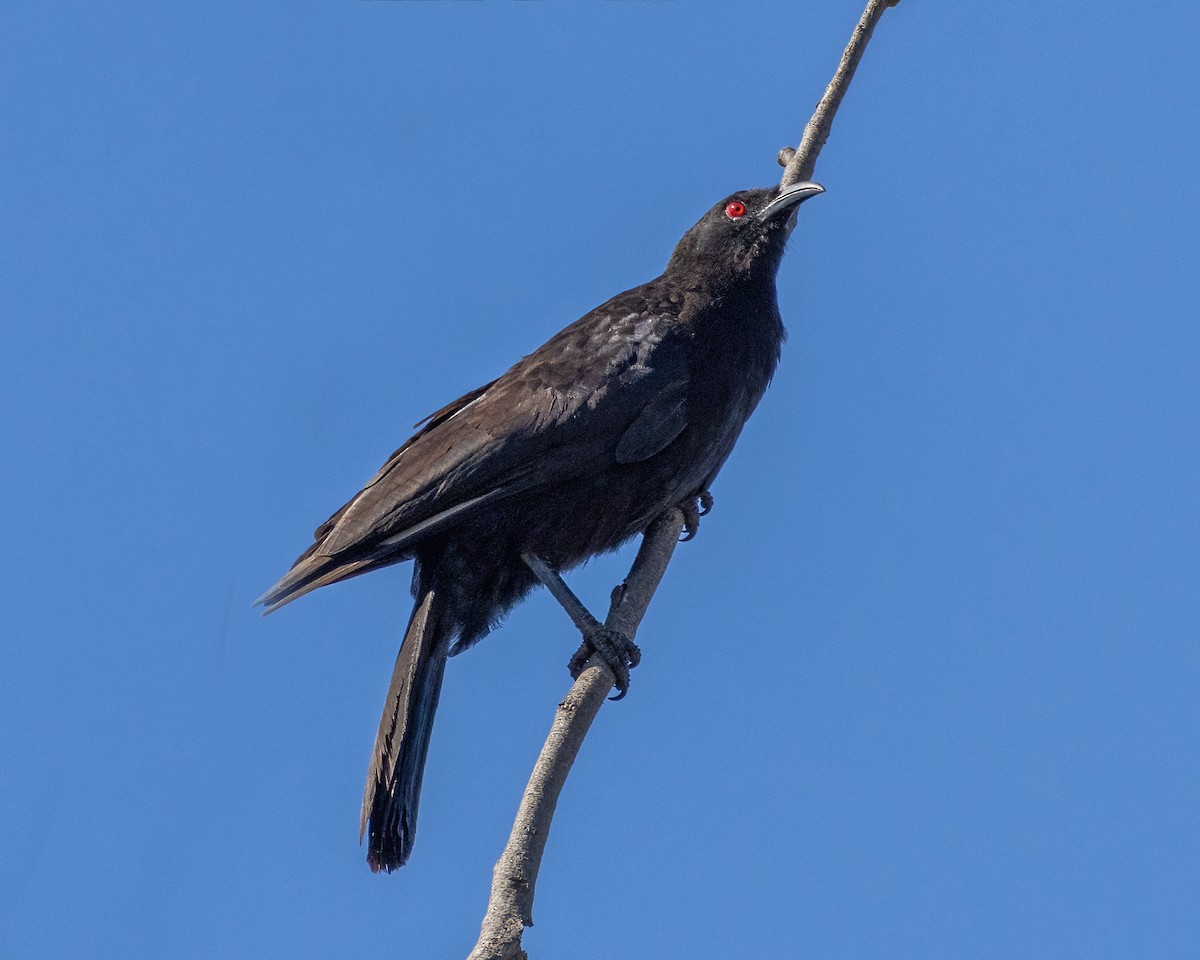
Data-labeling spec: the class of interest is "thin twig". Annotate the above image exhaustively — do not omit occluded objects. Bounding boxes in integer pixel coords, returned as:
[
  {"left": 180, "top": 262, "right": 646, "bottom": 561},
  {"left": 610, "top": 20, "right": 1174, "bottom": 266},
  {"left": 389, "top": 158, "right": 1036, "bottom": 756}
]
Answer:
[
  {"left": 468, "top": 510, "right": 686, "bottom": 960},
  {"left": 779, "top": 0, "right": 902, "bottom": 186}
]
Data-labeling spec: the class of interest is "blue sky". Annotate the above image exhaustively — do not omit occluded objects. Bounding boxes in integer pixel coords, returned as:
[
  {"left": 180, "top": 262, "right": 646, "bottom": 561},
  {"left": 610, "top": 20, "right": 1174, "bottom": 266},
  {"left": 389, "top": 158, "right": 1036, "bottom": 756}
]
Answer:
[{"left": 2, "top": 2, "right": 1198, "bottom": 958}]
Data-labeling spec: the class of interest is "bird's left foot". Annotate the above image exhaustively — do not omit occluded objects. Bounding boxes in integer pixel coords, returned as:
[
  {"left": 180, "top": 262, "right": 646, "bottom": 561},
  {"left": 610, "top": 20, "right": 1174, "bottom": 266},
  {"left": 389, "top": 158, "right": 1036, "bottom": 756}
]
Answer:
[
  {"left": 568, "top": 626, "right": 642, "bottom": 701},
  {"left": 678, "top": 490, "right": 715, "bottom": 542}
]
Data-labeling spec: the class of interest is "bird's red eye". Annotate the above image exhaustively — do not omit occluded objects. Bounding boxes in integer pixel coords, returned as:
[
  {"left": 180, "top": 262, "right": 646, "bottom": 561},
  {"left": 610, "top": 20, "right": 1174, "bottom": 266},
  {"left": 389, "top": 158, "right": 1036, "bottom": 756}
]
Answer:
[{"left": 725, "top": 200, "right": 747, "bottom": 219}]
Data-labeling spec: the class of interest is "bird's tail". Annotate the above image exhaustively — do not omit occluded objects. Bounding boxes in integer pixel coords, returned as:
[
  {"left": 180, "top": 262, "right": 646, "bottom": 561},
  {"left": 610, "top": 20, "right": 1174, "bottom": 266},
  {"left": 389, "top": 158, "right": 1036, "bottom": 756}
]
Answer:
[{"left": 360, "top": 584, "right": 451, "bottom": 872}]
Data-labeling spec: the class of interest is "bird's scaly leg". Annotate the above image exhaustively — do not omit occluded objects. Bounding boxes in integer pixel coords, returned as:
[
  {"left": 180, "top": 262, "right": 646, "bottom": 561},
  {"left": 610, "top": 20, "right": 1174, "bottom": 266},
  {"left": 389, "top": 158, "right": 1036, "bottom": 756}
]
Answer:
[
  {"left": 678, "top": 490, "right": 715, "bottom": 542},
  {"left": 521, "top": 552, "right": 641, "bottom": 700}
]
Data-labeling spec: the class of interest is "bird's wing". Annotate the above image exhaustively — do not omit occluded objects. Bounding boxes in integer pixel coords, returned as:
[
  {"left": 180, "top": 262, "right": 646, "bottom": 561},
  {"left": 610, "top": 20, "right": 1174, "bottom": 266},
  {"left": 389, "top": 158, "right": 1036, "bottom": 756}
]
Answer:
[
  {"left": 308, "top": 378, "right": 499, "bottom": 547},
  {"left": 313, "top": 380, "right": 569, "bottom": 558},
  {"left": 259, "top": 304, "right": 692, "bottom": 610},
  {"left": 614, "top": 379, "right": 688, "bottom": 464}
]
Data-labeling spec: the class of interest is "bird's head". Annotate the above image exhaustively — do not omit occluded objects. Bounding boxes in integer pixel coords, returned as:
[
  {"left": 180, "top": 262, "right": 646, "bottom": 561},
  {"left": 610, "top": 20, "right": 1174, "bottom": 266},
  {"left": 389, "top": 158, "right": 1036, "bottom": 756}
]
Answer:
[{"left": 665, "top": 181, "right": 824, "bottom": 284}]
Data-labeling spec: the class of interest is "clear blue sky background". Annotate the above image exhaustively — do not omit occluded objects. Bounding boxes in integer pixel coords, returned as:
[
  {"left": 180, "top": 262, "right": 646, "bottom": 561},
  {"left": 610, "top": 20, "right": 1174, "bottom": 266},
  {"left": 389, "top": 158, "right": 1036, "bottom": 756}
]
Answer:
[{"left": 2, "top": 2, "right": 1198, "bottom": 957}]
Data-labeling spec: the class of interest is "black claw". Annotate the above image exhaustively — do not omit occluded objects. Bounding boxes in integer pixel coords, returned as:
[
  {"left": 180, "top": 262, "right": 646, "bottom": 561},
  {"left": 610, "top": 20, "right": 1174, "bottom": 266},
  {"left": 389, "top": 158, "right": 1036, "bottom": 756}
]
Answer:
[
  {"left": 567, "top": 640, "right": 592, "bottom": 680},
  {"left": 610, "top": 582, "right": 628, "bottom": 609},
  {"left": 679, "top": 503, "right": 699, "bottom": 541},
  {"left": 678, "top": 490, "right": 713, "bottom": 541}
]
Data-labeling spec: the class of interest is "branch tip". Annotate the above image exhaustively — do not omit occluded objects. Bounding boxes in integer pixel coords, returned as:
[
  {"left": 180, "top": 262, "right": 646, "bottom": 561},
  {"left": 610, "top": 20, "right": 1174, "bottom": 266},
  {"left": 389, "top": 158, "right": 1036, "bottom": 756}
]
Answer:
[{"left": 779, "top": 0, "right": 898, "bottom": 187}]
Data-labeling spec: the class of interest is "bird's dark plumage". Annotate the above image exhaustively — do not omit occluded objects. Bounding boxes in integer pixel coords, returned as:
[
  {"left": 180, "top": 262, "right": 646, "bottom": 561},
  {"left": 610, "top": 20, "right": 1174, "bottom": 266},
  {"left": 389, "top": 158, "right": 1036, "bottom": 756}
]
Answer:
[{"left": 258, "top": 180, "right": 824, "bottom": 871}]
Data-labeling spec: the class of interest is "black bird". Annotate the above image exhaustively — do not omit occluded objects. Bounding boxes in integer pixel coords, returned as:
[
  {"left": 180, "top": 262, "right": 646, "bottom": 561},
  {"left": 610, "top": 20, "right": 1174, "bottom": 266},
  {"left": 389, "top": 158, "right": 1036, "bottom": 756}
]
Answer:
[{"left": 258, "top": 179, "right": 825, "bottom": 871}]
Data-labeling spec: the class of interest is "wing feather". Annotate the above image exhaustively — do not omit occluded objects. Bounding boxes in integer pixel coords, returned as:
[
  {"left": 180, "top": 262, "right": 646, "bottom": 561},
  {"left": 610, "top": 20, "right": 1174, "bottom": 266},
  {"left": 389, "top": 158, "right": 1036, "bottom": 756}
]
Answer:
[{"left": 259, "top": 295, "right": 693, "bottom": 613}]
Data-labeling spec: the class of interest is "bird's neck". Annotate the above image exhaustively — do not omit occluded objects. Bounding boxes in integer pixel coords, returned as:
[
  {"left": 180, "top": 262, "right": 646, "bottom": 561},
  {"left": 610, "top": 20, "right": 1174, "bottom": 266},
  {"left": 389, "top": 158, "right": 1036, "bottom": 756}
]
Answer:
[
  {"left": 661, "top": 263, "right": 785, "bottom": 379},
  {"left": 664, "top": 239, "right": 786, "bottom": 296},
  {"left": 662, "top": 253, "right": 782, "bottom": 310}
]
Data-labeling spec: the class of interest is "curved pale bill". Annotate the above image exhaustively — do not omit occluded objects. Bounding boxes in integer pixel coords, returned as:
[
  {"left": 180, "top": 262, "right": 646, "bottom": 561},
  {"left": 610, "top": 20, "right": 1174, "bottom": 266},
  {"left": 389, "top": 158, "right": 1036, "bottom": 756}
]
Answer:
[{"left": 757, "top": 181, "right": 825, "bottom": 222}]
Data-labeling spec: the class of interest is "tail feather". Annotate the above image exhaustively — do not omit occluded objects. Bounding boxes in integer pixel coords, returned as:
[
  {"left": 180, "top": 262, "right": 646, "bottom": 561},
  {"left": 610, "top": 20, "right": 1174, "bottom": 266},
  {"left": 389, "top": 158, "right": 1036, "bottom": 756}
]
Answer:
[{"left": 360, "top": 586, "right": 451, "bottom": 871}]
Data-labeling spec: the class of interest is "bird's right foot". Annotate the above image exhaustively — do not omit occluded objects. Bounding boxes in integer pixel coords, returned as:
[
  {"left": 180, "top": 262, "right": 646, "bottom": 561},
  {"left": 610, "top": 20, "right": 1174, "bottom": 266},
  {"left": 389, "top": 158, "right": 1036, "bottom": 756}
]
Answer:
[
  {"left": 568, "top": 625, "right": 641, "bottom": 701},
  {"left": 678, "top": 490, "right": 715, "bottom": 542}
]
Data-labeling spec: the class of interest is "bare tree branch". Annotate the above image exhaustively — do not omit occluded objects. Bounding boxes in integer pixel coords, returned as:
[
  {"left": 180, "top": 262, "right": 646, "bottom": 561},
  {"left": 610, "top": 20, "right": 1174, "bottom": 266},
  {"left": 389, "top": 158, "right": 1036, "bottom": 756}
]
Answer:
[
  {"left": 779, "top": 0, "right": 902, "bottom": 186},
  {"left": 468, "top": 3, "right": 903, "bottom": 957},
  {"left": 468, "top": 509, "right": 686, "bottom": 960}
]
